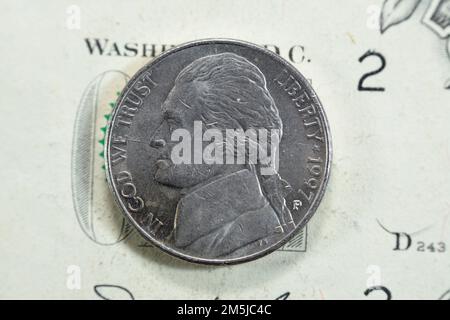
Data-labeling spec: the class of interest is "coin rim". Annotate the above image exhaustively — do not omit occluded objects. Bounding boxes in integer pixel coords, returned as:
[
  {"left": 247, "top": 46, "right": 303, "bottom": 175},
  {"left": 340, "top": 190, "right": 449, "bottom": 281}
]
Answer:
[{"left": 105, "top": 38, "right": 332, "bottom": 265}]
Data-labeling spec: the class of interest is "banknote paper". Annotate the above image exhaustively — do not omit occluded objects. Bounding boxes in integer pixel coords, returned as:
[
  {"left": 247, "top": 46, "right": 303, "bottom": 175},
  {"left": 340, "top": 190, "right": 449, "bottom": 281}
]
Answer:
[{"left": 0, "top": 0, "right": 449, "bottom": 299}]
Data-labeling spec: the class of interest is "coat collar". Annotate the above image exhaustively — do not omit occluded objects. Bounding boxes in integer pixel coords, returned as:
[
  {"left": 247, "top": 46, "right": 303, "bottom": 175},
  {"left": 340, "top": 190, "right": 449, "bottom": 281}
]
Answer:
[{"left": 174, "top": 168, "right": 277, "bottom": 248}]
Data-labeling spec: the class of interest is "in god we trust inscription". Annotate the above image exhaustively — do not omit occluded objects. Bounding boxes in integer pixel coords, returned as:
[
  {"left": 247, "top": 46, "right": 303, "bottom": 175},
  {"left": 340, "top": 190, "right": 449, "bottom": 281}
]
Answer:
[{"left": 105, "top": 39, "right": 331, "bottom": 264}]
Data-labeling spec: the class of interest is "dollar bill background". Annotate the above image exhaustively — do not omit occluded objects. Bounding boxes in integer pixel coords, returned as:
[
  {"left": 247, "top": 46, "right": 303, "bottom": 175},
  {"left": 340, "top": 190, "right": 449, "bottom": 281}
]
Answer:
[{"left": 0, "top": 0, "right": 449, "bottom": 299}]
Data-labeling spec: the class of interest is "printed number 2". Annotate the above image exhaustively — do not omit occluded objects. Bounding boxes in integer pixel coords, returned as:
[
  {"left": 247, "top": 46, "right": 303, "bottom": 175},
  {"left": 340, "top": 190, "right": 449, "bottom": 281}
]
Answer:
[{"left": 358, "top": 50, "right": 386, "bottom": 92}]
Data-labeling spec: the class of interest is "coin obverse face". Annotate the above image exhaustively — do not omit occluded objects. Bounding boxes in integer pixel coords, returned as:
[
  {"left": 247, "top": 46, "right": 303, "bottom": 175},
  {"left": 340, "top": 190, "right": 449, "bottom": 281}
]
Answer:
[{"left": 105, "top": 39, "right": 332, "bottom": 265}]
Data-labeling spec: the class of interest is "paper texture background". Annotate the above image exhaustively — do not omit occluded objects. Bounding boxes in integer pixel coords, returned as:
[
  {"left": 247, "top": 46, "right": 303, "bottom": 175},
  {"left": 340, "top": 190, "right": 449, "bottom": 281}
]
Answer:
[{"left": 1, "top": 0, "right": 449, "bottom": 299}]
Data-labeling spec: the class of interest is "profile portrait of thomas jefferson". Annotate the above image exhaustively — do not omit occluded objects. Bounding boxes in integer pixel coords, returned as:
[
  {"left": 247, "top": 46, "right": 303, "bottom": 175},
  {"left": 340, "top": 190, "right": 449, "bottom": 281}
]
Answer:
[{"left": 150, "top": 52, "right": 294, "bottom": 258}]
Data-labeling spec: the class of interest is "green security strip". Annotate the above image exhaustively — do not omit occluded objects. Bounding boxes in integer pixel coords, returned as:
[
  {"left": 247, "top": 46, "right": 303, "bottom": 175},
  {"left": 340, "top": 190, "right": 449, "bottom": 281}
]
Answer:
[{"left": 99, "top": 91, "right": 121, "bottom": 170}]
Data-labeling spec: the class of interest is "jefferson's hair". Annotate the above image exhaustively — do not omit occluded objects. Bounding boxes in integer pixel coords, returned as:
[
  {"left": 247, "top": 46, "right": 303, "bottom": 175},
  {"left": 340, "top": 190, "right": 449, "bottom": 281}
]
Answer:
[{"left": 175, "top": 52, "right": 282, "bottom": 137}]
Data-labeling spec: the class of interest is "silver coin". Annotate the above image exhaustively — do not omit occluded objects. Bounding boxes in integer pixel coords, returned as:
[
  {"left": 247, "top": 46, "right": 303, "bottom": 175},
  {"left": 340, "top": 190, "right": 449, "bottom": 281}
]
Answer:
[{"left": 105, "top": 39, "right": 332, "bottom": 264}]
